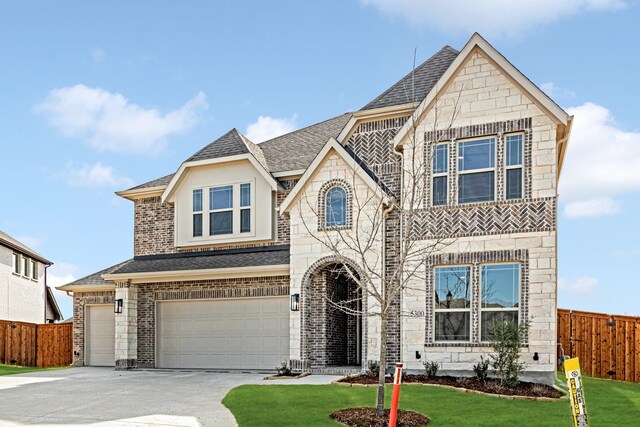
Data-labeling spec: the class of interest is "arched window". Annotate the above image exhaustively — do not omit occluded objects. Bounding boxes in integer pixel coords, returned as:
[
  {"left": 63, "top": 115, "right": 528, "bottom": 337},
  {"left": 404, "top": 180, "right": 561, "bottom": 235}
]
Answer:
[{"left": 325, "top": 186, "right": 347, "bottom": 227}]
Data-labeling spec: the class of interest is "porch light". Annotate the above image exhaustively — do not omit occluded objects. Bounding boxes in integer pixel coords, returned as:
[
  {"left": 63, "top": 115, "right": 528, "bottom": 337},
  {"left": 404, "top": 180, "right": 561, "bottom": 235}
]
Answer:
[
  {"left": 290, "top": 294, "right": 300, "bottom": 311},
  {"left": 114, "top": 299, "right": 123, "bottom": 314}
]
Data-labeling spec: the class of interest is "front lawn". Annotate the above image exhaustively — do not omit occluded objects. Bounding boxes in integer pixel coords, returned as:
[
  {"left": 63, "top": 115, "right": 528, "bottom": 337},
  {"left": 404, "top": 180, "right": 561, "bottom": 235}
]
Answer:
[
  {"left": 223, "top": 375, "right": 640, "bottom": 426},
  {"left": 0, "top": 365, "right": 65, "bottom": 376}
]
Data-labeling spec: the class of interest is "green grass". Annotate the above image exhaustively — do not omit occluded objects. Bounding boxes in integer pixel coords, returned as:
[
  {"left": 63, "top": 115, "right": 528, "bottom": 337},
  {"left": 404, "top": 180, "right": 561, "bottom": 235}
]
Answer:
[
  {"left": 223, "top": 375, "right": 640, "bottom": 426},
  {"left": 0, "top": 364, "right": 66, "bottom": 376}
]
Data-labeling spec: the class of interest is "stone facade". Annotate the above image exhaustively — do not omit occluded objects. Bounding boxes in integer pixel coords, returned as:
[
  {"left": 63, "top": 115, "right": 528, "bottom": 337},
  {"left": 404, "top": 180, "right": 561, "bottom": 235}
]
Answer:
[{"left": 72, "top": 291, "right": 115, "bottom": 366}]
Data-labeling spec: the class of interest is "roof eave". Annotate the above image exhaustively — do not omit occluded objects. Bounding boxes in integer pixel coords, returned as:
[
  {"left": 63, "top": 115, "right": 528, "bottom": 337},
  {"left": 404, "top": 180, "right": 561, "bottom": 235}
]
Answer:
[
  {"left": 102, "top": 264, "right": 290, "bottom": 284},
  {"left": 116, "top": 185, "right": 167, "bottom": 201},
  {"left": 0, "top": 239, "right": 52, "bottom": 265}
]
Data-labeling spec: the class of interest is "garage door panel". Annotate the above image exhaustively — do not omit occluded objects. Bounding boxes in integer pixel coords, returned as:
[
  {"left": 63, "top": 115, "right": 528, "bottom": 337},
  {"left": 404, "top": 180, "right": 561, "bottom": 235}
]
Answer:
[
  {"left": 86, "top": 305, "right": 115, "bottom": 367},
  {"left": 158, "top": 297, "right": 289, "bottom": 369}
]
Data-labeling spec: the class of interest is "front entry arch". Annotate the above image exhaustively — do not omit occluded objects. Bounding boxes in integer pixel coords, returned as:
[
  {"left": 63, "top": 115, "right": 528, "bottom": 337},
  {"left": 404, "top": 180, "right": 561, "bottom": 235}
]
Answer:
[{"left": 301, "top": 257, "right": 365, "bottom": 369}]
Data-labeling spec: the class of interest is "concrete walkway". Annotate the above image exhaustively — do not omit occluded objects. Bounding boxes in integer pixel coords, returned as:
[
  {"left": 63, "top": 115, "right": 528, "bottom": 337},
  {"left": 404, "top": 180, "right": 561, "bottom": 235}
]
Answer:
[{"left": 0, "top": 367, "right": 341, "bottom": 427}]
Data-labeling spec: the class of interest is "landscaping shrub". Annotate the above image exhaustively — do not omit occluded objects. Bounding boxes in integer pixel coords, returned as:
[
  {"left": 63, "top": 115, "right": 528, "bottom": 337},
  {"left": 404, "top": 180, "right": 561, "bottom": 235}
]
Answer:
[
  {"left": 422, "top": 360, "right": 440, "bottom": 378},
  {"left": 275, "top": 361, "right": 292, "bottom": 376},
  {"left": 473, "top": 356, "right": 490, "bottom": 381},
  {"left": 367, "top": 360, "right": 380, "bottom": 375},
  {"left": 489, "top": 317, "right": 530, "bottom": 387}
]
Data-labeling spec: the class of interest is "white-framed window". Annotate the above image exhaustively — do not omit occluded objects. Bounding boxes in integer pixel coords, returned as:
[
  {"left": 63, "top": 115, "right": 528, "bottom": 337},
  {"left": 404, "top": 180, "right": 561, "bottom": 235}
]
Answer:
[
  {"left": 325, "top": 186, "right": 347, "bottom": 227},
  {"left": 31, "top": 259, "right": 37, "bottom": 280},
  {"left": 12, "top": 253, "right": 20, "bottom": 275},
  {"left": 505, "top": 134, "right": 523, "bottom": 200},
  {"left": 240, "top": 183, "right": 251, "bottom": 233},
  {"left": 457, "top": 137, "right": 496, "bottom": 204},
  {"left": 209, "top": 185, "right": 234, "bottom": 236},
  {"left": 433, "top": 265, "right": 472, "bottom": 342},
  {"left": 480, "top": 263, "right": 520, "bottom": 341},
  {"left": 192, "top": 189, "right": 203, "bottom": 237},
  {"left": 22, "top": 256, "right": 29, "bottom": 278},
  {"left": 432, "top": 143, "right": 448, "bottom": 206}
]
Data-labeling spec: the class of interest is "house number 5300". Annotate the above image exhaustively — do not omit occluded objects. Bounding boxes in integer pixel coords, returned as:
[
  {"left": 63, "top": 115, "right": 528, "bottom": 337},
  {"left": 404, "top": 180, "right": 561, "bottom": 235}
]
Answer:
[{"left": 410, "top": 310, "right": 425, "bottom": 317}]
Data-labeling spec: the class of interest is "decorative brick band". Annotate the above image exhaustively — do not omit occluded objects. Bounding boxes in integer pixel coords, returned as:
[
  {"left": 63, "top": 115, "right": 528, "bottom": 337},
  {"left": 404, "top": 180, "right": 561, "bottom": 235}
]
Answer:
[
  {"left": 317, "top": 179, "right": 353, "bottom": 231},
  {"left": 424, "top": 118, "right": 532, "bottom": 143},
  {"left": 155, "top": 285, "right": 289, "bottom": 301},
  {"left": 424, "top": 249, "right": 529, "bottom": 346},
  {"left": 413, "top": 197, "right": 556, "bottom": 240}
]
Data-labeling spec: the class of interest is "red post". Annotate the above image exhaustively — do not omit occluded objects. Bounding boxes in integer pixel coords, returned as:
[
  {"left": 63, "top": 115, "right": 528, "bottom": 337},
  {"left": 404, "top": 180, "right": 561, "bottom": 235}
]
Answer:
[{"left": 388, "top": 363, "right": 403, "bottom": 427}]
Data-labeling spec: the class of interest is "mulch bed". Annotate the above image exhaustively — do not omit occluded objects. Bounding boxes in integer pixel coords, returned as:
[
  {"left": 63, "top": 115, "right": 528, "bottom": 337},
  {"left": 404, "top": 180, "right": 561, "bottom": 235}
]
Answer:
[
  {"left": 338, "top": 373, "right": 562, "bottom": 398},
  {"left": 331, "top": 407, "right": 429, "bottom": 427}
]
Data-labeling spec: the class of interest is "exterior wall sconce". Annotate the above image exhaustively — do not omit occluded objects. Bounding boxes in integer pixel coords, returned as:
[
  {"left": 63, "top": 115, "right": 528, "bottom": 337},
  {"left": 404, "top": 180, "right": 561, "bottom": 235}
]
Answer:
[
  {"left": 290, "top": 294, "right": 300, "bottom": 311},
  {"left": 114, "top": 299, "right": 123, "bottom": 314}
]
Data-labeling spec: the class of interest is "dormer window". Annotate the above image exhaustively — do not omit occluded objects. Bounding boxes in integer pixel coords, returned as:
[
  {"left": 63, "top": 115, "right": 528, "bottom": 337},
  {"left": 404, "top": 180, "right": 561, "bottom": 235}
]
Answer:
[{"left": 190, "top": 182, "right": 254, "bottom": 240}]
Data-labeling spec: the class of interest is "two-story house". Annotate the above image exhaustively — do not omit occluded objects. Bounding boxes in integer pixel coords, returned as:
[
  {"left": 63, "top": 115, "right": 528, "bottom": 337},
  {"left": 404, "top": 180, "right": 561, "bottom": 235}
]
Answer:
[
  {"left": 0, "top": 231, "right": 62, "bottom": 323},
  {"left": 58, "top": 33, "right": 570, "bottom": 384}
]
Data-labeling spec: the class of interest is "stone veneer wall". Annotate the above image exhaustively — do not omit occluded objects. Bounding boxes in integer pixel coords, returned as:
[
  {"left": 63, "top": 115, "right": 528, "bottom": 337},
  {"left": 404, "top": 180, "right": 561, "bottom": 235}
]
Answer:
[
  {"left": 136, "top": 276, "right": 289, "bottom": 367},
  {"left": 133, "top": 180, "right": 297, "bottom": 257},
  {"left": 72, "top": 291, "right": 115, "bottom": 366}
]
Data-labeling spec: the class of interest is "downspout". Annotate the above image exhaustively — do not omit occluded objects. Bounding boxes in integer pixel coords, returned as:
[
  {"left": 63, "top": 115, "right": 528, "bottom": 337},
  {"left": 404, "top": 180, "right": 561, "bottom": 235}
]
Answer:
[{"left": 44, "top": 263, "right": 50, "bottom": 323}]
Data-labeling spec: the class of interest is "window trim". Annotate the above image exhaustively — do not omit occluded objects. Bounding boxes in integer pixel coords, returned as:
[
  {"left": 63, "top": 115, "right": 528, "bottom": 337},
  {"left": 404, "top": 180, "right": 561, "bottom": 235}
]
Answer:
[
  {"left": 325, "top": 185, "right": 348, "bottom": 228},
  {"left": 12, "top": 253, "right": 21, "bottom": 275},
  {"left": 30, "top": 259, "right": 37, "bottom": 281},
  {"left": 479, "top": 262, "right": 521, "bottom": 343},
  {"left": 504, "top": 132, "right": 524, "bottom": 200},
  {"left": 192, "top": 189, "right": 203, "bottom": 237},
  {"left": 433, "top": 264, "right": 473, "bottom": 343},
  {"left": 456, "top": 136, "right": 497, "bottom": 205}
]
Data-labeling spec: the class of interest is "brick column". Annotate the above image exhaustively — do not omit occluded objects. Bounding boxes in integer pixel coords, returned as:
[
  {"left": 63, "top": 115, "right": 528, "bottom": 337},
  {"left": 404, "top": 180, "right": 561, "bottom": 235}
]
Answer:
[{"left": 115, "top": 281, "right": 137, "bottom": 370}]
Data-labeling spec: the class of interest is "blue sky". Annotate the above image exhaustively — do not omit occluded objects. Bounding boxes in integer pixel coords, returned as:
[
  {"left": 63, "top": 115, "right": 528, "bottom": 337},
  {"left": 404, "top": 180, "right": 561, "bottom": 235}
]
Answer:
[{"left": 0, "top": 1, "right": 638, "bottom": 319}]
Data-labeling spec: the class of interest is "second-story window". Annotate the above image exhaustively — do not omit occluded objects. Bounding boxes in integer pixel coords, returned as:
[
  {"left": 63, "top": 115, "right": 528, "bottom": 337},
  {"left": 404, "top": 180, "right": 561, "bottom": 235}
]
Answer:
[
  {"left": 193, "top": 189, "right": 203, "bottom": 237},
  {"left": 458, "top": 137, "right": 496, "bottom": 204},
  {"left": 31, "top": 260, "right": 37, "bottom": 279},
  {"left": 505, "top": 134, "right": 523, "bottom": 200},
  {"left": 325, "top": 186, "right": 347, "bottom": 227},
  {"left": 12, "top": 253, "right": 20, "bottom": 274},
  {"left": 22, "top": 256, "right": 29, "bottom": 278},
  {"left": 240, "top": 183, "right": 251, "bottom": 233},
  {"left": 210, "top": 185, "right": 233, "bottom": 235},
  {"left": 432, "top": 143, "right": 448, "bottom": 206}
]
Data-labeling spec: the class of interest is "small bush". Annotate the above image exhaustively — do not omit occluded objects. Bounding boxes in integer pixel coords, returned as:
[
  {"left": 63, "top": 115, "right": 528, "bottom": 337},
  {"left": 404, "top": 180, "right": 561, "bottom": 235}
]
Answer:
[
  {"left": 275, "top": 361, "right": 292, "bottom": 376},
  {"left": 367, "top": 360, "right": 380, "bottom": 375},
  {"left": 473, "top": 356, "right": 490, "bottom": 381},
  {"left": 422, "top": 360, "right": 440, "bottom": 378},
  {"left": 489, "top": 316, "right": 531, "bottom": 388}
]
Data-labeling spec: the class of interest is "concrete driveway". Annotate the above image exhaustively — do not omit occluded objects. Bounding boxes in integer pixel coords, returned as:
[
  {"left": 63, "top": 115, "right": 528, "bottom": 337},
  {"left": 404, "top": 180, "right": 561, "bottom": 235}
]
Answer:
[{"left": 0, "top": 367, "right": 340, "bottom": 427}]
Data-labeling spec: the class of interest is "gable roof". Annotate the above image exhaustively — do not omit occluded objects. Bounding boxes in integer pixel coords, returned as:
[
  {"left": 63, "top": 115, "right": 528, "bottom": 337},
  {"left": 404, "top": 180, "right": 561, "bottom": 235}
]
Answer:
[
  {"left": 259, "top": 113, "right": 352, "bottom": 173},
  {"left": 0, "top": 230, "right": 52, "bottom": 265},
  {"left": 361, "top": 46, "right": 459, "bottom": 111},
  {"left": 280, "top": 138, "right": 391, "bottom": 214},
  {"left": 392, "top": 33, "right": 571, "bottom": 150},
  {"left": 125, "top": 173, "right": 174, "bottom": 191},
  {"left": 56, "top": 260, "right": 132, "bottom": 291}
]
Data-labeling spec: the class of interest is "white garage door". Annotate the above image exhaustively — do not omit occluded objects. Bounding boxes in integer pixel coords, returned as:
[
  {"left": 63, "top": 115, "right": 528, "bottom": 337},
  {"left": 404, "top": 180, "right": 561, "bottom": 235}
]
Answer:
[
  {"left": 157, "top": 297, "right": 289, "bottom": 370},
  {"left": 85, "top": 305, "right": 115, "bottom": 366}
]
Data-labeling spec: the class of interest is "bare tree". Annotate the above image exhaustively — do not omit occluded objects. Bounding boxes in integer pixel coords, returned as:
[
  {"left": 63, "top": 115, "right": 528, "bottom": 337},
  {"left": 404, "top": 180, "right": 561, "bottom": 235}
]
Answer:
[{"left": 293, "top": 57, "right": 463, "bottom": 416}]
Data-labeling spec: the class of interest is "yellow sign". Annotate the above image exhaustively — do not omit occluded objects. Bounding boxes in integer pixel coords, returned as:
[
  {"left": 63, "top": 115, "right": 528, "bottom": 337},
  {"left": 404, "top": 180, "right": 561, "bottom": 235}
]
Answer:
[{"left": 564, "top": 357, "right": 589, "bottom": 427}]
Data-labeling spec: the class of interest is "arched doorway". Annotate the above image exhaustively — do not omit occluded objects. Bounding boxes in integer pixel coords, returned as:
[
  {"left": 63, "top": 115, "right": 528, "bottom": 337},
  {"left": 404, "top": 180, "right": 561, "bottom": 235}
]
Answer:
[{"left": 301, "top": 259, "right": 364, "bottom": 369}]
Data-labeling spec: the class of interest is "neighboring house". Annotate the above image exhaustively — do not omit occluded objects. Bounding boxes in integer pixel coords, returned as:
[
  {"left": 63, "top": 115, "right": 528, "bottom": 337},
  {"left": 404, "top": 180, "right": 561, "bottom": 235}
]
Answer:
[
  {"left": 0, "top": 231, "right": 62, "bottom": 324},
  {"left": 58, "top": 33, "right": 571, "bottom": 384}
]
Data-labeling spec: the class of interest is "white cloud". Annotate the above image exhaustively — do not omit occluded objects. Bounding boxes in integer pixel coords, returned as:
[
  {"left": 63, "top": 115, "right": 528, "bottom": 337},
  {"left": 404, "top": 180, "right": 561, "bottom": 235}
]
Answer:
[
  {"left": 64, "top": 162, "right": 134, "bottom": 188},
  {"left": 14, "top": 235, "right": 46, "bottom": 249},
  {"left": 361, "top": 0, "right": 625, "bottom": 38},
  {"left": 564, "top": 197, "right": 621, "bottom": 218},
  {"left": 245, "top": 115, "right": 297, "bottom": 143},
  {"left": 540, "top": 82, "right": 575, "bottom": 99},
  {"left": 560, "top": 102, "right": 640, "bottom": 217},
  {"left": 559, "top": 276, "right": 598, "bottom": 296},
  {"left": 91, "top": 48, "right": 106, "bottom": 63},
  {"left": 47, "top": 262, "right": 79, "bottom": 320},
  {"left": 36, "top": 84, "right": 207, "bottom": 153}
]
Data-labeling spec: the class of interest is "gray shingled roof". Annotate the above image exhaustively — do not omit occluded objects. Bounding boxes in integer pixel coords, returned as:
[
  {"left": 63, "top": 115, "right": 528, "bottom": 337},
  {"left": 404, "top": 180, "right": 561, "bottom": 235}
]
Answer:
[
  {"left": 259, "top": 113, "right": 352, "bottom": 173},
  {"left": 187, "top": 128, "right": 252, "bottom": 162},
  {"left": 126, "top": 173, "right": 175, "bottom": 191},
  {"left": 0, "top": 230, "right": 52, "bottom": 264},
  {"left": 56, "top": 260, "right": 132, "bottom": 290},
  {"left": 112, "top": 245, "right": 289, "bottom": 275},
  {"left": 361, "top": 46, "right": 459, "bottom": 111}
]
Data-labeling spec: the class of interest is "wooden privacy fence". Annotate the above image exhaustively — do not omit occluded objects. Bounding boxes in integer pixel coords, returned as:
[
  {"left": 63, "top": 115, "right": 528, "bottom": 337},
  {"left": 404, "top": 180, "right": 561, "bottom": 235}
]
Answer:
[
  {"left": 558, "top": 308, "right": 640, "bottom": 382},
  {"left": 0, "top": 320, "right": 72, "bottom": 368}
]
